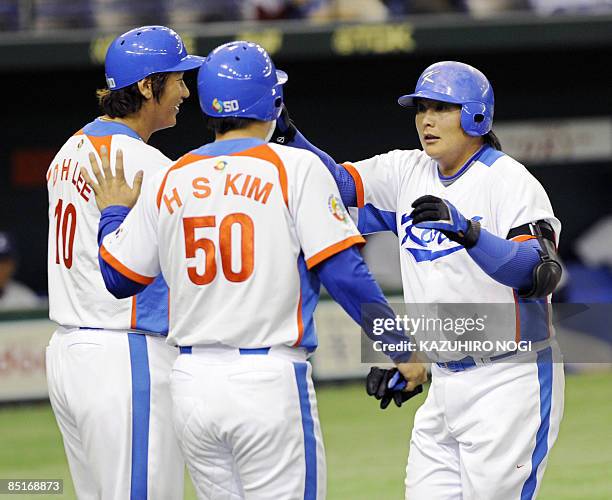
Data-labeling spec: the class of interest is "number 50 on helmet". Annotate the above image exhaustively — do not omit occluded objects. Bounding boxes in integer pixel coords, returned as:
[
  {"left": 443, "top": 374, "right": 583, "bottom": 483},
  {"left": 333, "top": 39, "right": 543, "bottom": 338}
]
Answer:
[
  {"left": 398, "top": 61, "right": 494, "bottom": 137},
  {"left": 198, "top": 41, "right": 288, "bottom": 122}
]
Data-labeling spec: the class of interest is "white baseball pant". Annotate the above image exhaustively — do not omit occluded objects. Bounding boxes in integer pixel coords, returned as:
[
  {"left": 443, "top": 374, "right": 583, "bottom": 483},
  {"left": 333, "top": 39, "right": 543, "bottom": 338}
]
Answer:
[
  {"left": 405, "top": 344, "right": 565, "bottom": 500},
  {"left": 170, "top": 345, "right": 326, "bottom": 499},
  {"left": 46, "top": 326, "right": 184, "bottom": 499}
]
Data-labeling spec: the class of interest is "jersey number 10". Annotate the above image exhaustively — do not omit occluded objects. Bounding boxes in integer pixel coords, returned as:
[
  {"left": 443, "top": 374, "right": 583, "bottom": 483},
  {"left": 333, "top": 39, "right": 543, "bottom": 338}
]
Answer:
[
  {"left": 54, "top": 199, "right": 77, "bottom": 269},
  {"left": 183, "top": 213, "right": 254, "bottom": 285}
]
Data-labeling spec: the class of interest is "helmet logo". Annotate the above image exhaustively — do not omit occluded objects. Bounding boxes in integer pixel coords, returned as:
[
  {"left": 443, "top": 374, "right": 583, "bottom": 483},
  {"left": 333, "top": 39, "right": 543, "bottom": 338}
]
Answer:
[
  {"left": 106, "top": 77, "right": 116, "bottom": 89},
  {"left": 421, "top": 69, "right": 438, "bottom": 85},
  {"left": 212, "top": 98, "right": 240, "bottom": 113},
  {"left": 212, "top": 98, "right": 223, "bottom": 113}
]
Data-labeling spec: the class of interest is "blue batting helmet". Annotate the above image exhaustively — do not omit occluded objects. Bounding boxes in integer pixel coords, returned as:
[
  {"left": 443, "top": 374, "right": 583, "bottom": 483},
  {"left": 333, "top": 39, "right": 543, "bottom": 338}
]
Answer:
[
  {"left": 105, "top": 25, "right": 204, "bottom": 90},
  {"left": 198, "top": 41, "right": 287, "bottom": 121},
  {"left": 398, "top": 61, "right": 494, "bottom": 137}
]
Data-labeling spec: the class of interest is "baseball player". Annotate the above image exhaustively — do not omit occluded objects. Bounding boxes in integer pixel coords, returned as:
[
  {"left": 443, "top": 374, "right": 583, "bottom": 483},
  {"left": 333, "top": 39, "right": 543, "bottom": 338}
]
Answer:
[
  {"left": 83, "top": 41, "right": 424, "bottom": 499},
  {"left": 45, "top": 26, "right": 203, "bottom": 499},
  {"left": 273, "top": 61, "right": 565, "bottom": 499}
]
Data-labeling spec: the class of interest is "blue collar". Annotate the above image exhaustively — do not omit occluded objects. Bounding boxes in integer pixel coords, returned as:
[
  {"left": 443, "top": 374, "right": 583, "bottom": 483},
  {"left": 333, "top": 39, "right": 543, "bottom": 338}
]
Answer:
[
  {"left": 192, "top": 138, "right": 266, "bottom": 157},
  {"left": 82, "top": 118, "right": 143, "bottom": 141}
]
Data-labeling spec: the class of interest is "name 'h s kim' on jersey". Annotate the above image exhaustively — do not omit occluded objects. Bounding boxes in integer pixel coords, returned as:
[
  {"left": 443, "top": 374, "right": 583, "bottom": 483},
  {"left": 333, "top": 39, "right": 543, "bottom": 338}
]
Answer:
[{"left": 100, "top": 139, "right": 364, "bottom": 351}]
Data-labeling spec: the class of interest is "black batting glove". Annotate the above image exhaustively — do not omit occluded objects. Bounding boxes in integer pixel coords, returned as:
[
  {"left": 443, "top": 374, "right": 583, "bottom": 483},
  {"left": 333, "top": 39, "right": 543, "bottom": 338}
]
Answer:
[
  {"left": 410, "top": 195, "right": 480, "bottom": 248},
  {"left": 366, "top": 367, "right": 423, "bottom": 409},
  {"left": 270, "top": 104, "right": 297, "bottom": 145},
  {"left": 390, "top": 384, "right": 423, "bottom": 408}
]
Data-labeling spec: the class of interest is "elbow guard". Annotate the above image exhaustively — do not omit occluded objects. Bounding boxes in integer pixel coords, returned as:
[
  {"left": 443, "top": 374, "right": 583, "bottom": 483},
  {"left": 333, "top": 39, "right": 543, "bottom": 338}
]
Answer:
[{"left": 510, "top": 221, "right": 563, "bottom": 299}]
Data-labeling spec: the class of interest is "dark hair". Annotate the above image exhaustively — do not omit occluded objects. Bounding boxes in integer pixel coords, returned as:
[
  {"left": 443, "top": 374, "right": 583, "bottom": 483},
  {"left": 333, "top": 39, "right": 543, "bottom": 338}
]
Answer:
[
  {"left": 96, "top": 72, "right": 170, "bottom": 118},
  {"left": 205, "top": 116, "right": 259, "bottom": 135},
  {"left": 483, "top": 130, "right": 502, "bottom": 150}
]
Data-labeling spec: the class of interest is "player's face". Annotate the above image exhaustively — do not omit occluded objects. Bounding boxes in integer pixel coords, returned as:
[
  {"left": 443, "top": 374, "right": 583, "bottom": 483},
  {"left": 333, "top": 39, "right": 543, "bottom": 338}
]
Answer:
[
  {"left": 414, "top": 98, "right": 474, "bottom": 170},
  {"left": 153, "top": 72, "right": 190, "bottom": 130}
]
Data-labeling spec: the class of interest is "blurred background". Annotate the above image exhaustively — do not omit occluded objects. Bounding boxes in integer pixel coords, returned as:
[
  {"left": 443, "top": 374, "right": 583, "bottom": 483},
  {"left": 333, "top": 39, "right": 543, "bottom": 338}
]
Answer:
[{"left": 0, "top": 0, "right": 610, "bottom": 498}]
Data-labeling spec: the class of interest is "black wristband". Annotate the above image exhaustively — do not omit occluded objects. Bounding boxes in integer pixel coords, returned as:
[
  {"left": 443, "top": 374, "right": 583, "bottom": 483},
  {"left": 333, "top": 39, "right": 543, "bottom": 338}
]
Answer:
[
  {"left": 462, "top": 219, "right": 481, "bottom": 248},
  {"left": 441, "top": 219, "right": 481, "bottom": 248}
]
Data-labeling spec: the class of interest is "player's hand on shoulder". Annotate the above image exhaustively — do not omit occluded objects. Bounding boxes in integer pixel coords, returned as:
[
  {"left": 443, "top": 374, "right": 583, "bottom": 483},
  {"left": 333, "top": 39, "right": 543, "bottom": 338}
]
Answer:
[
  {"left": 81, "top": 145, "right": 144, "bottom": 211},
  {"left": 410, "top": 195, "right": 480, "bottom": 248},
  {"left": 270, "top": 104, "right": 297, "bottom": 145}
]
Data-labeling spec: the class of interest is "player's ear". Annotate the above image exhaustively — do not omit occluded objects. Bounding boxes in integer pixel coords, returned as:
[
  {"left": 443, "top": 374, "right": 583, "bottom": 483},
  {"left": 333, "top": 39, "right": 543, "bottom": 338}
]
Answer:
[{"left": 137, "top": 78, "right": 153, "bottom": 100}]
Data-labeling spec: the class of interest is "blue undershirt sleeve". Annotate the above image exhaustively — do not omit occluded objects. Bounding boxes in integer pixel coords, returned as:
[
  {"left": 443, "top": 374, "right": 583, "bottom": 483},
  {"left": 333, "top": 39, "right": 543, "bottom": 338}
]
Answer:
[
  {"left": 315, "top": 245, "right": 411, "bottom": 363},
  {"left": 291, "top": 129, "right": 357, "bottom": 207},
  {"left": 98, "top": 205, "right": 147, "bottom": 299},
  {"left": 467, "top": 228, "right": 541, "bottom": 291}
]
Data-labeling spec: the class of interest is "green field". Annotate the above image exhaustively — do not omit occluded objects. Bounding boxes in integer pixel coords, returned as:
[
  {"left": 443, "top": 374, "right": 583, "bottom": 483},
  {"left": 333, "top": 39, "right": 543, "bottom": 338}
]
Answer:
[{"left": 0, "top": 372, "right": 610, "bottom": 499}]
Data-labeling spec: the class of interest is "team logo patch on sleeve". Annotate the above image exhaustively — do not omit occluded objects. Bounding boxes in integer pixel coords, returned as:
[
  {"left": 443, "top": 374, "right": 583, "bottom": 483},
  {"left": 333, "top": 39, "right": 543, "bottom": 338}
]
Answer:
[
  {"left": 328, "top": 195, "right": 348, "bottom": 222},
  {"left": 214, "top": 160, "right": 228, "bottom": 171}
]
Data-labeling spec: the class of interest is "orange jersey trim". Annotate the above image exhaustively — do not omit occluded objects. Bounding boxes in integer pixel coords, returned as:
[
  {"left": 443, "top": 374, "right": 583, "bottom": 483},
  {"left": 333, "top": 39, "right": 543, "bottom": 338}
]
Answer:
[
  {"left": 342, "top": 162, "right": 365, "bottom": 208},
  {"left": 231, "top": 145, "right": 289, "bottom": 208},
  {"left": 156, "top": 145, "right": 289, "bottom": 210},
  {"left": 131, "top": 297, "right": 137, "bottom": 329},
  {"left": 512, "top": 235, "right": 537, "bottom": 243},
  {"left": 156, "top": 153, "right": 209, "bottom": 210},
  {"left": 305, "top": 235, "right": 366, "bottom": 270},
  {"left": 100, "top": 245, "right": 155, "bottom": 286},
  {"left": 86, "top": 135, "right": 113, "bottom": 160}
]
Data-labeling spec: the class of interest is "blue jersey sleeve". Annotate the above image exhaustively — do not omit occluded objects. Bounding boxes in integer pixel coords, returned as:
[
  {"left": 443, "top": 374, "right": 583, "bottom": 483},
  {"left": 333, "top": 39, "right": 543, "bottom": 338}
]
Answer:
[
  {"left": 315, "top": 245, "right": 411, "bottom": 363},
  {"left": 98, "top": 205, "right": 147, "bottom": 299},
  {"left": 467, "top": 228, "right": 540, "bottom": 290},
  {"left": 291, "top": 129, "right": 357, "bottom": 207},
  {"left": 290, "top": 128, "right": 401, "bottom": 236}
]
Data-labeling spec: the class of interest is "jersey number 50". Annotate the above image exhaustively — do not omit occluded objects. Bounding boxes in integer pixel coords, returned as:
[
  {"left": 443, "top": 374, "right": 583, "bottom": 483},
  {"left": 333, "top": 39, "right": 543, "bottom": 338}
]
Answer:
[{"left": 183, "top": 213, "right": 254, "bottom": 285}]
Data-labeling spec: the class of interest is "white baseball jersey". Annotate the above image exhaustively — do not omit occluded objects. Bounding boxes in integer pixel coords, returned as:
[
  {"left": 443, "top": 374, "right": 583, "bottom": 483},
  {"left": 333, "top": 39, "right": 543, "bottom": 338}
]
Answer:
[
  {"left": 344, "top": 145, "right": 561, "bottom": 345},
  {"left": 46, "top": 118, "right": 184, "bottom": 499},
  {"left": 47, "top": 118, "right": 172, "bottom": 333},
  {"left": 344, "top": 144, "right": 564, "bottom": 499},
  {"left": 101, "top": 138, "right": 364, "bottom": 349}
]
